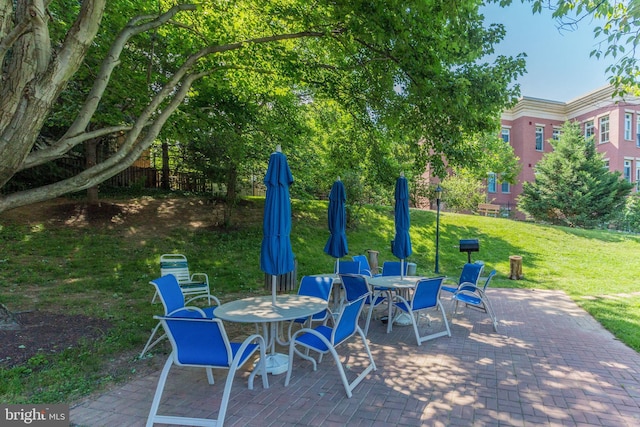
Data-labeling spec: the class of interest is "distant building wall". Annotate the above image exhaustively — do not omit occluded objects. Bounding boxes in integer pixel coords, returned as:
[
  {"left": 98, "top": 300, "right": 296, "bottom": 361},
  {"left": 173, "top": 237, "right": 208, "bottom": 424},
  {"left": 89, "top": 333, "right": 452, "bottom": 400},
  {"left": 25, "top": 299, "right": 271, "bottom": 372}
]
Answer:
[{"left": 495, "top": 85, "right": 640, "bottom": 219}]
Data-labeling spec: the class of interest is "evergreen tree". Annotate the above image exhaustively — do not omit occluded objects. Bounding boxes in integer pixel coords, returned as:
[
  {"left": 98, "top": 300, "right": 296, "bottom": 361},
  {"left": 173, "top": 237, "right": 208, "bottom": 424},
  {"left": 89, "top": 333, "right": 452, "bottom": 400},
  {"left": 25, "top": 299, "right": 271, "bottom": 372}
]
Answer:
[{"left": 519, "top": 121, "right": 633, "bottom": 228}]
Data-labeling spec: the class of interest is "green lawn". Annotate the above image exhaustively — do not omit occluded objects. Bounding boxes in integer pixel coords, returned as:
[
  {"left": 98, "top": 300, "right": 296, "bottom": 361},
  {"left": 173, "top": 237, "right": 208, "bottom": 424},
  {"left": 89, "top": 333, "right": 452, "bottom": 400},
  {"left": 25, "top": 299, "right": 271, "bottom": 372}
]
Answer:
[{"left": 1, "top": 195, "right": 640, "bottom": 403}]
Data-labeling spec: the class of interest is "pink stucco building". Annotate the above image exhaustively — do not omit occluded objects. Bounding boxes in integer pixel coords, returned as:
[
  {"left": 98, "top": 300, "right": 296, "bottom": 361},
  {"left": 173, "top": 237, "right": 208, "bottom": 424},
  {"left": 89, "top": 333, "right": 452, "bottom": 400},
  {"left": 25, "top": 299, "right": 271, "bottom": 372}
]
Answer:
[{"left": 494, "top": 85, "right": 640, "bottom": 218}]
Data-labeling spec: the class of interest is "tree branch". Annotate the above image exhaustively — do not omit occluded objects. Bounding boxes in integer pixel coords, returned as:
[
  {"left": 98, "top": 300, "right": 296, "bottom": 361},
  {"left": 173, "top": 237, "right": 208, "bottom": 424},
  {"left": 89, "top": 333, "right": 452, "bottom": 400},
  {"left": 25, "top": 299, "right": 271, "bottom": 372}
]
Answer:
[
  {"left": 21, "top": 124, "right": 139, "bottom": 170},
  {"left": 60, "top": 3, "right": 196, "bottom": 134},
  {"left": 30, "top": 0, "right": 51, "bottom": 74}
]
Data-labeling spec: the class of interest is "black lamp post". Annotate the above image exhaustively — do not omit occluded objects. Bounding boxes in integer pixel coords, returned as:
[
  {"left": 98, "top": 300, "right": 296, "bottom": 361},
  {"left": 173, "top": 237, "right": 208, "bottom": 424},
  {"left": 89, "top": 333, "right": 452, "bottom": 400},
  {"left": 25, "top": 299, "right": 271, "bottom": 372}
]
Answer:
[{"left": 434, "top": 185, "right": 442, "bottom": 274}]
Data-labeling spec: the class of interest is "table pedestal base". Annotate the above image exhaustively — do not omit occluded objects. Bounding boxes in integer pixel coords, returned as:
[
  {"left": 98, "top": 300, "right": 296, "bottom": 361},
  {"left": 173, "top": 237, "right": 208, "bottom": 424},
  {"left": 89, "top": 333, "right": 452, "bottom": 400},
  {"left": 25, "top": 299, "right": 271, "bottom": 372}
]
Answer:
[
  {"left": 394, "top": 312, "right": 413, "bottom": 326},
  {"left": 263, "top": 353, "right": 289, "bottom": 375}
]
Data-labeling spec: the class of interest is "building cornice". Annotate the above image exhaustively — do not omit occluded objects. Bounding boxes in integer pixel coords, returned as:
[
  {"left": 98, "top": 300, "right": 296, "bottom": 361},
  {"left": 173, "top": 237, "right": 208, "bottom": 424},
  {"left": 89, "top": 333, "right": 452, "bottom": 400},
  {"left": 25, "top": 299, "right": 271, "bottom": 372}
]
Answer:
[{"left": 502, "top": 85, "right": 640, "bottom": 122}]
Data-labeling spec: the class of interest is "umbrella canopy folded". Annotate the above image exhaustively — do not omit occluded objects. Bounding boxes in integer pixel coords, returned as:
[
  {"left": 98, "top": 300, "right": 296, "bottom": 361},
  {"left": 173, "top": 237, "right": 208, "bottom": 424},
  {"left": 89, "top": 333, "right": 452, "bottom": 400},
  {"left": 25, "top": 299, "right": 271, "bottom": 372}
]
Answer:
[
  {"left": 324, "top": 179, "right": 348, "bottom": 260},
  {"left": 260, "top": 148, "right": 295, "bottom": 304},
  {"left": 392, "top": 175, "right": 412, "bottom": 270}
]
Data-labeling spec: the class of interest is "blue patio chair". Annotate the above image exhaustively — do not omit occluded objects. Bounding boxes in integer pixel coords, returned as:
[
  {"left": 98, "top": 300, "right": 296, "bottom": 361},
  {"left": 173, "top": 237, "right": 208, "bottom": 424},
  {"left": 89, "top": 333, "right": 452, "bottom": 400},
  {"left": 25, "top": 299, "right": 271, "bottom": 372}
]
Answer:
[
  {"left": 287, "top": 275, "right": 334, "bottom": 339},
  {"left": 391, "top": 276, "right": 451, "bottom": 346},
  {"left": 380, "top": 261, "right": 409, "bottom": 276},
  {"left": 146, "top": 315, "right": 268, "bottom": 427},
  {"left": 140, "top": 274, "right": 220, "bottom": 358},
  {"left": 334, "top": 260, "right": 361, "bottom": 275},
  {"left": 285, "top": 273, "right": 376, "bottom": 398},
  {"left": 451, "top": 270, "right": 499, "bottom": 332},
  {"left": 352, "top": 255, "right": 379, "bottom": 277},
  {"left": 340, "top": 273, "right": 385, "bottom": 336},
  {"left": 440, "top": 262, "right": 485, "bottom": 295}
]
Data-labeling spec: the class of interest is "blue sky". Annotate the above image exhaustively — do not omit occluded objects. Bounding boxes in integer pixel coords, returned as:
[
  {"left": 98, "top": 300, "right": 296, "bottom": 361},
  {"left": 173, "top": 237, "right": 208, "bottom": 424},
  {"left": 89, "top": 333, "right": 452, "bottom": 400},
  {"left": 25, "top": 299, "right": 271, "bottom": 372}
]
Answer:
[{"left": 481, "top": 2, "right": 614, "bottom": 102}]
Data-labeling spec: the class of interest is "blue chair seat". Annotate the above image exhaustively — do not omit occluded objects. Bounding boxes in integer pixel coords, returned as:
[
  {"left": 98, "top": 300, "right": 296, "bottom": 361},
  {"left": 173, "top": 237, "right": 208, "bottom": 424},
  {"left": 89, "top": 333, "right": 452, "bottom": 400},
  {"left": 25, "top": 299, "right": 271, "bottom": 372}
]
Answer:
[
  {"left": 452, "top": 293, "right": 481, "bottom": 306},
  {"left": 441, "top": 284, "right": 458, "bottom": 294},
  {"left": 294, "top": 325, "right": 333, "bottom": 352}
]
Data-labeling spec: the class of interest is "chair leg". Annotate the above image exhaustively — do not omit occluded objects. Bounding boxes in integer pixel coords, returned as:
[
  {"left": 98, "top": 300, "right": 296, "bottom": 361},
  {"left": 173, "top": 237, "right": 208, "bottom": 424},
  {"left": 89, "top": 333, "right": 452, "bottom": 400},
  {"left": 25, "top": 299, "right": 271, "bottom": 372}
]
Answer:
[
  {"left": 438, "top": 300, "right": 452, "bottom": 338},
  {"left": 145, "top": 354, "right": 173, "bottom": 427},
  {"left": 363, "top": 304, "right": 374, "bottom": 336},
  {"left": 206, "top": 367, "right": 214, "bottom": 385},
  {"left": 139, "top": 323, "right": 166, "bottom": 358},
  {"left": 482, "top": 297, "right": 498, "bottom": 332},
  {"left": 334, "top": 327, "right": 376, "bottom": 398}
]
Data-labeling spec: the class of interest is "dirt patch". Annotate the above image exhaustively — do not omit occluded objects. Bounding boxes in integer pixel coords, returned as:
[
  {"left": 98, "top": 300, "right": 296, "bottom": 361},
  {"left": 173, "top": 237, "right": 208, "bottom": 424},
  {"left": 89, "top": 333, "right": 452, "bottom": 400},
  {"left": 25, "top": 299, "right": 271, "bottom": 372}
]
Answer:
[{"left": 0, "top": 311, "right": 112, "bottom": 368}]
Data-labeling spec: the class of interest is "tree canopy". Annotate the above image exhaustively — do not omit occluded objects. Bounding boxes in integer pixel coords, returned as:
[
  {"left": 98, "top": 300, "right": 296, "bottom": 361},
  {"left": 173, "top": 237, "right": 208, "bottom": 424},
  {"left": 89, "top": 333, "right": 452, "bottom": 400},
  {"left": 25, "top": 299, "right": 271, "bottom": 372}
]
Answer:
[
  {"left": 0, "top": 0, "right": 525, "bottom": 212},
  {"left": 518, "top": 121, "right": 633, "bottom": 228}
]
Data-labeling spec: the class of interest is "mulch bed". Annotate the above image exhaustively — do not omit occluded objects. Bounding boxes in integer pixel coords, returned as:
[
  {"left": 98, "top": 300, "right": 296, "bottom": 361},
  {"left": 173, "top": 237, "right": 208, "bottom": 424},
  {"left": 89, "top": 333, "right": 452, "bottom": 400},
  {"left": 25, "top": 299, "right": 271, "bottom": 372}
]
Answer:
[{"left": 0, "top": 311, "right": 112, "bottom": 368}]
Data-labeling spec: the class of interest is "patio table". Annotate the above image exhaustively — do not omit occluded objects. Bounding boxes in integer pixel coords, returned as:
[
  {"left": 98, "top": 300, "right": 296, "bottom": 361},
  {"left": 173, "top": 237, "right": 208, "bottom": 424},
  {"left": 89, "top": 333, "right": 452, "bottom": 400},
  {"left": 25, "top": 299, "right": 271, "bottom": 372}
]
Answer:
[
  {"left": 214, "top": 294, "right": 327, "bottom": 375},
  {"left": 367, "top": 275, "right": 429, "bottom": 333}
]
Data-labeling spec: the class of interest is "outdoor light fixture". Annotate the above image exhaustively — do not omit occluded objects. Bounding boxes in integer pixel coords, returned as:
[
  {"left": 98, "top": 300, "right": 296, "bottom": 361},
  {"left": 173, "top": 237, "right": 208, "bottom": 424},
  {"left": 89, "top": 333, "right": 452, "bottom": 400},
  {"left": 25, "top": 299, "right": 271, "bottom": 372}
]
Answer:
[{"left": 434, "top": 185, "right": 442, "bottom": 274}]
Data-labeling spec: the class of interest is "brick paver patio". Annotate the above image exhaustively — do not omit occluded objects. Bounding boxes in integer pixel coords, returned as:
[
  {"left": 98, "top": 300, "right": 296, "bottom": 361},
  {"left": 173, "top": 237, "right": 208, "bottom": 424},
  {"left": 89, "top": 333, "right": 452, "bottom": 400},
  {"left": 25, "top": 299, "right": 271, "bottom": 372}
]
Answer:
[{"left": 70, "top": 288, "right": 640, "bottom": 426}]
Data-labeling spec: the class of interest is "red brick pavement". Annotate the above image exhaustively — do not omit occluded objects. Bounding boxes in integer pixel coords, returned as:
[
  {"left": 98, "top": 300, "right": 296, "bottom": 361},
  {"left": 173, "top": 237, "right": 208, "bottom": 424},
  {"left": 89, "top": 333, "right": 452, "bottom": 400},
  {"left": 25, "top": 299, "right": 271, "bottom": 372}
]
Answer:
[{"left": 70, "top": 289, "right": 640, "bottom": 426}]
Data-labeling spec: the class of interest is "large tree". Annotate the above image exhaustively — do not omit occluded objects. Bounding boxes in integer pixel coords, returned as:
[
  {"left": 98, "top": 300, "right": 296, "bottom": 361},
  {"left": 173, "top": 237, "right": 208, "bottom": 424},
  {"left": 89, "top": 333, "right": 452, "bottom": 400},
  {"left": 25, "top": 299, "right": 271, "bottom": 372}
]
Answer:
[
  {"left": 510, "top": 0, "right": 640, "bottom": 96},
  {"left": 518, "top": 121, "right": 633, "bottom": 228},
  {"left": 0, "top": 0, "right": 525, "bottom": 213}
]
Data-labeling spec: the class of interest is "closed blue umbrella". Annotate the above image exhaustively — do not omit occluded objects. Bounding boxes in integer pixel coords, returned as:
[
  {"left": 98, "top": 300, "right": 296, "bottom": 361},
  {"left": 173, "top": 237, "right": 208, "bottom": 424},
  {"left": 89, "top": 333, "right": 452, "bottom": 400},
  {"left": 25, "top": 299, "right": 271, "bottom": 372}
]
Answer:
[
  {"left": 324, "top": 178, "right": 348, "bottom": 271},
  {"left": 392, "top": 174, "right": 412, "bottom": 278},
  {"left": 260, "top": 146, "right": 295, "bottom": 305}
]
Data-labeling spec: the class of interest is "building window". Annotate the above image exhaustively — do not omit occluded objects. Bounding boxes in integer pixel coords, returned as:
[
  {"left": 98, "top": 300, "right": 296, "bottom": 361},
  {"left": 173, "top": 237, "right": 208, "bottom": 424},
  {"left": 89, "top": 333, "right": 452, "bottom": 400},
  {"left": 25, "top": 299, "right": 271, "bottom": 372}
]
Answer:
[
  {"left": 599, "top": 116, "right": 610, "bottom": 144},
  {"left": 637, "top": 116, "right": 640, "bottom": 147},
  {"left": 535, "top": 126, "right": 544, "bottom": 151},
  {"left": 552, "top": 128, "right": 561, "bottom": 140},
  {"left": 585, "top": 120, "right": 595, "bottom": 140},
  {"left": 625, "top": 160, "right": 632, "bottom": 182},
  {"left": 488, "top": 173, "right": 497, "bottom": 193},
  {"left": 604, "top": 159, "right": 610, "bottom": 169},
  {"left": 501, "top": 128, "right": 510, "bottom": 143},
  {"left": 626, "top": 113, "right": 633, "bottom": 140},
  {"left": 636, "top": 161, "right": 640, "bottom": 190},
  {"left": 501, "top": 181, "right": 510, "bottom": 193}
]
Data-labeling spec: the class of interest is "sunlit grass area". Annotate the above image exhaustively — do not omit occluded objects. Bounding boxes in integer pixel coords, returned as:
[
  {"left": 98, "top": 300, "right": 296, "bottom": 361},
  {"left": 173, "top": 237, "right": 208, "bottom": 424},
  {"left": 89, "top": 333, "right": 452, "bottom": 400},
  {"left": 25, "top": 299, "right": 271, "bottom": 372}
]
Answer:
[{"left": 1, "top": 196, "right": 640, "bottom": 403}]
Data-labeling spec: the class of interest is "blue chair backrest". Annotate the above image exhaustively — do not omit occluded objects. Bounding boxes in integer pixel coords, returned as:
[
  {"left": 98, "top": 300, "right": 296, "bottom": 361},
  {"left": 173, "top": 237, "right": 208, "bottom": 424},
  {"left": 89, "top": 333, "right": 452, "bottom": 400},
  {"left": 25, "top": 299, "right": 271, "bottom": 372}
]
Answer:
[
  {"left": 482, "top": 270, "right": 497, "bottom": 291},
  {"left": 339, "top": 274, "right": 370, "bottom": 302},
  {"left": 151, "top": 275, "right": 185, "bottom": 314},
  {"left": 352, "top": 255, "right": 372, "bottom": 275},
  {"left": 335, "top": 260, "right": 360, "bottom": 275},
  {"left": 411, "top": 277, "right": 444, "bottom": 311},
  {"left": 459, "top": 262, "right": 484, "bottom": 285},
  {"left": 160, "top": 316, "right": 232, "bottom": 367},
  {"left": 298, "top": 276, "right": 333, "bottom": 301},
  {"left": 381, "top": 261, "right": 408, "bottom": 276},
  {"left": 332, "top": 292, "right": 366, "bottom": 344}
]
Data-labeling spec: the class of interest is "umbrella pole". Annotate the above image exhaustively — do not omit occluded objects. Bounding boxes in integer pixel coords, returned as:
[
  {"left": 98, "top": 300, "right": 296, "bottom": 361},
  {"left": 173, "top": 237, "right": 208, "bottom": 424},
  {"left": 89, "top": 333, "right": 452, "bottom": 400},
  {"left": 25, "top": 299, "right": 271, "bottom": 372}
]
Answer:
[
  {"left": 272, "top": 275, "right": 277, "bottom": 306},
  {"left": 401, "top": 259, "right": 404, "bottom": 279},
  {"left": 335, "top": 258, "right": 340, "bottom": 275}
]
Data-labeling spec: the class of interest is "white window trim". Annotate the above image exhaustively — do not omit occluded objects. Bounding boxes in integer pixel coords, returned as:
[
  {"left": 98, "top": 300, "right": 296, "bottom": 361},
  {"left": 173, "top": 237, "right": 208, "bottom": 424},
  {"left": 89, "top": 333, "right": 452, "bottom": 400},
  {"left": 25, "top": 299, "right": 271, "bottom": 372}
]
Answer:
[
  {"left": 599, "top": 115, "right": 610, "bottom": 144},
  {"left": 535, "top": 125, "right": 545, "bottom": 152},
  {"left": 626, "top": 112, "right": 634, "bottom": 141}
]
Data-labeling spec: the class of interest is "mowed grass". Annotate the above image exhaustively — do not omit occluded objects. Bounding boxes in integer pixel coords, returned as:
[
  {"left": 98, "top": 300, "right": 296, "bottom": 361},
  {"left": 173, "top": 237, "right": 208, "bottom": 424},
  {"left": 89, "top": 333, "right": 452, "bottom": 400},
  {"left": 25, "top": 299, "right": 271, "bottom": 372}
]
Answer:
[{"left": 1, "top": 195, "right": 640, "bottom": 403}]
